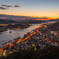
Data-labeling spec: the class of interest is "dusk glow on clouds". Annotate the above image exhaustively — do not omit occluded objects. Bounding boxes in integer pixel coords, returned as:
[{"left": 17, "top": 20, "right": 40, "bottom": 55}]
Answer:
[{"left": 0, "top": 0, "right": 59, "bottom": 19}]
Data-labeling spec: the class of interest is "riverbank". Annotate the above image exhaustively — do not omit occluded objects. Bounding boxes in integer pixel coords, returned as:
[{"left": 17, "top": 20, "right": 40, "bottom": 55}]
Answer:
[
  {"left": 0, "top": 23, "right": 30, "bottom": 33},
  {"left": 0, "top": 24, "right": 41, "bottom": 45}
]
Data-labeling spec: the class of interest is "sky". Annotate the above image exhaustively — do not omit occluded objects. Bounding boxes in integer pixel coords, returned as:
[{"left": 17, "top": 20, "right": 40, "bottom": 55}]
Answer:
[{"left": 0, "top": 0, "right": 59, "bottom": 19}]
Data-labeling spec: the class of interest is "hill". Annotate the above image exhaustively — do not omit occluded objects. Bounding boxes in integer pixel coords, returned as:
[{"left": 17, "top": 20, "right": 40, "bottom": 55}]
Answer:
[
  {"left": 0, "top": 46, "right": 59, "bottom": 59},
  {"left": 47, "top": 22, "right": 59, "bottom": 32},
  {"left": 0, "top": 19, "right": 18, "bottom": 24}
]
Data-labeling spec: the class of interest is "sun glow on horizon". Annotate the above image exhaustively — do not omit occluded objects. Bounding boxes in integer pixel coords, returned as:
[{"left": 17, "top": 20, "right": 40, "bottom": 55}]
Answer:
[
  {"left": 0, "top": 0, "right": 59, "bottom": 20},
  {"left": 0, "top": 12, "right": 59, "bottom": 20}
]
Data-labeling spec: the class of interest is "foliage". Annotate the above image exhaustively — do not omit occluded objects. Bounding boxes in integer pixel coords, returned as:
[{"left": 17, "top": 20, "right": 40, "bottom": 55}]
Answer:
[{"left": 0, "top": 46, "right": 59, "bottom": 59}]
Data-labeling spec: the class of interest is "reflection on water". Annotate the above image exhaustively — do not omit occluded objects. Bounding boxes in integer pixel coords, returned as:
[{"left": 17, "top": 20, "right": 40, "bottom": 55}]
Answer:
[{"left": 0, "top": 24, "right": 41, "bottom": 44}]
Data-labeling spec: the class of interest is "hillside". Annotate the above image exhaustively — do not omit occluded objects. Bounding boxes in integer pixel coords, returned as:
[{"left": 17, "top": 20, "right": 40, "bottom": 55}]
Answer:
[
  {"left": 0, "top": 19, "right": 44, "bottom": 24},
  {"left": 0, "top": 19, "right": 18, "bottom": 24},
  {"left": 47, "top": 22, "right": 59, "bottom": 32},
  {"left": 0, "top": 46, "right": 59, "bottom": 59}
]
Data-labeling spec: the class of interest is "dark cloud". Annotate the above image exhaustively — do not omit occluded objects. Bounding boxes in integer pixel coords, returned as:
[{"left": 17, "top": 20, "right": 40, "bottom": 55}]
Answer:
[
  {"left": 0, "top": 7, "right": 6, "bottom": 10},
  {"left": 2, "top": 4, "right": 21, "bottom": 8},
  {"left": 14, "top": 5, "right": 21, "bottom": 7},
  {"left": 2, "top": 4, "right": 12, "bottom": 7},
  {"left": 0, "top": 4, "right": 12, "bottom": 10},
  {"left": 0, "top": 4, "right": 21, "bottom": 10},
  {"left": 7, "top": 5, "right": 12, "bottom": 7},
  {"left": 2, "top": 5, "right": 7, "bottom": 7}
]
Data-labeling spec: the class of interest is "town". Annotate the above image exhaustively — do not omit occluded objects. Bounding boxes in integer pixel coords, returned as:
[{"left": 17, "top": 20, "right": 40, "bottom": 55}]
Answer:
[{"left": 0, "top": 22, "right": 59, "bottom": 57}]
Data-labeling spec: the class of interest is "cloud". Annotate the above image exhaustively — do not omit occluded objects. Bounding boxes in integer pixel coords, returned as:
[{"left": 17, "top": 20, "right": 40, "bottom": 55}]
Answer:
[
  {"left": 0, "top": 4, "right": 21, "bottom": 10},
  {"left": 0, "top": 4, "right": 12, "bottom": 10},
  {"left": 2, "top": 4, "right": 12, "bottom": 7},
  {"left": 0, "top": 7, "right": 6, "bottom": 10},
  {"left": 2, "top": 4, "right": 21, "bottom": 8},
  {"left": 2, "top": 5, "right": 7, "bottom": 7},
  {"left": 14, "top": 5, "right": 21, "bottom": 7},
  {"left": 7, "top": 5, "right": 12, "bottom": 7}
]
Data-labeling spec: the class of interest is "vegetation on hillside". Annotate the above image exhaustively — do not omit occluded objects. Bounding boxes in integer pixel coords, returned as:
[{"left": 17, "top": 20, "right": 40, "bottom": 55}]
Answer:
[{"left": 0, "top": 46, "right": 59, "bottom": 59}]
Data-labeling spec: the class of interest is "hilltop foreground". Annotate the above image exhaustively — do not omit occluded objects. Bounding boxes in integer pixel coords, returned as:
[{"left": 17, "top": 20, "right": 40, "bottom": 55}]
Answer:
[{"left": 0, "top": 46, "right": 59, "bottom": 59}]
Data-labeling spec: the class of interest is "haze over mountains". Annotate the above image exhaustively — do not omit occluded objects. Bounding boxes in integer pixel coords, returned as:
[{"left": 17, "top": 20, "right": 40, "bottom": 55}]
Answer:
[
  {"left": 0, "top": 14, "right": 59, "bottom": 24},
  {"left": 0, "top": 14, "right": 51, "bottom": 21}
]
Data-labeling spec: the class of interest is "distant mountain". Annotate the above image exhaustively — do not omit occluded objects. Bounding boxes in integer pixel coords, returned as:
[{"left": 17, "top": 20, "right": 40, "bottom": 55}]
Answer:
[
  {"left": 0, "top": 19, "right": 44, "bottom": 24},
  {"left": 47, "top": 22, "right": 59, "bottom": 31},
  {"left": 0, "top": 14, "right": 59, "bottom": 24},
  {"left": 0, "top": 19, "right": 18, "bottom": 24},
  {"left": 0, "top": 14, "right": 36, "bottom": 20},
  {"left": 0, "top": 14, "right": 45, "bottom": 24},
  {"left": 0, "top": 14, "right": 53, "bottom": 21},
  {"left": 47, "top": 19, "right": 59, "bottom": 22}
]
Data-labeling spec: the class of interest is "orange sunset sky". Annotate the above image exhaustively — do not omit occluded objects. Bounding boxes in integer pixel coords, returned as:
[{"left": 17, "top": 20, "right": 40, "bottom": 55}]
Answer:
[{"left": 0, "top": 0, "right": 59, "bottom": 20}]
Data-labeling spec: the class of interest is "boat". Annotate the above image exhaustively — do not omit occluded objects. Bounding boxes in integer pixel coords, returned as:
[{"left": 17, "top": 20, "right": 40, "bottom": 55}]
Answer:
[{"left": 10, "top": 31, "right": 12, "bottom": 33}]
